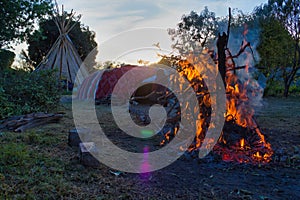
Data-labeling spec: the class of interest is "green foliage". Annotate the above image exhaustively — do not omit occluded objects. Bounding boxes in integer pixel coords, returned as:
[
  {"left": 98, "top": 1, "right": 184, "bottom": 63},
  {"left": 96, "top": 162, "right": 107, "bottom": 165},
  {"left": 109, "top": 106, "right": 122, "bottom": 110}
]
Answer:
[
  {"left": 267, "top": 0, "right": 300, "bottom": 41},
  {"left": 0, "top": 131, "right": 72, "bottom": 199},
  {"left": 168, "top": 7, "right": 219, "bottom": 55},
  {"left": 0, "top": 49, "right": 16, "bottom": 70},
  {"left": 288, "top": 85, "right": 300, "bottom": 96},
  {"left": 0, "top": 0, "right": 53, "bottom": 48},
  {"left": 0, "top": 69, "right": 61, "bottom": 119},
  {"left": 26, "top": 13, "right": 98, "bottom": 68},
  {"left": 264, "top": 81, "right": 284, "bottom": 96},
  {"left": 0, "top": 87, "right": 15, "bottom": 120},
  {"left": 257, "top": 17, "right": 295, "bottom": 79},
  {"left": 255, "top": 0, "right": 300, "bottom": 97},
  {"left": 263, "top": 80, "right": 300, "bottom": 97},
  {"left": 95, "top": 61, "right": 124, "bottom": 70}
]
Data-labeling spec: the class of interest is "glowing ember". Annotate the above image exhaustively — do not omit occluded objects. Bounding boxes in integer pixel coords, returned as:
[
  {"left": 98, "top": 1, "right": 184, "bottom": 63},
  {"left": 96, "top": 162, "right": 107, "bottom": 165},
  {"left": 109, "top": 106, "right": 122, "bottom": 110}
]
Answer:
[
  {"left": 157, "top": 40, "right": 273, "bottom": 164},
  {"left": 240, "top": 138, "right": 245, "bottom": 149},
  {"left": 134, "top": 18, "right": 274, "bottom": 164}
]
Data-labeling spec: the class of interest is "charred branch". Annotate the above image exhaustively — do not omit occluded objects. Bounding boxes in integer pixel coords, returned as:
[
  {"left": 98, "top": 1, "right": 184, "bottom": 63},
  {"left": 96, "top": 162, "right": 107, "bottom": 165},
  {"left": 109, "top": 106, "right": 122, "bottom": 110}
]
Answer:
[{"left": 217, "top": 32, "right": 227, "bottom": 85}]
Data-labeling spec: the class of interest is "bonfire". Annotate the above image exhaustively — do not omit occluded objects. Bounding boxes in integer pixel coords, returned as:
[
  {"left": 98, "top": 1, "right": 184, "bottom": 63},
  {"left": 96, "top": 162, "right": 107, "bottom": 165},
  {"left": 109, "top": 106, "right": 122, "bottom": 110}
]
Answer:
[
  {"left": 77, "top": 9, "right": 273, "bottom": 165},
  {"left": 130, "top": 11, "right": 273, "bottom": 164}
]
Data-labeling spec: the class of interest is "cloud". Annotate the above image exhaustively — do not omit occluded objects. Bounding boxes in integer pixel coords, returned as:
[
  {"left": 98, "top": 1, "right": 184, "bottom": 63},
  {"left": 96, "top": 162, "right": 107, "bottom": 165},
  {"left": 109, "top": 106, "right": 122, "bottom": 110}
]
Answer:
[
  {"left": 13, "top": 0, "right": 268, "bottom": 64},
  {"left": 56, "top": 0, "right": 267, "bottom": 39}
]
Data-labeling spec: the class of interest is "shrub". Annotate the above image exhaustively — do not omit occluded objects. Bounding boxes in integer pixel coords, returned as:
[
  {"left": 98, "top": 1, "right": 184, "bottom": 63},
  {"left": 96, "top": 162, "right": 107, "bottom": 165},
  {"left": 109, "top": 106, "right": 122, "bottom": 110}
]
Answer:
[
  {"left": 264, "top": 80, "right": 300, "bottom": 97},
  {"left": 264, "top": 81, "right": 284, "bottom": 97},
  {"left": 0, "top": 69, "right": 61, "bottom": 119},
  {"left": 289, "top": 85, "right": 300, "bottom": 96},
  {"left": 0, "top": 86, "right": 15, "bottom": 118},
  {"left": 0, "top": 49, "right": 15, "bottom": 71}
]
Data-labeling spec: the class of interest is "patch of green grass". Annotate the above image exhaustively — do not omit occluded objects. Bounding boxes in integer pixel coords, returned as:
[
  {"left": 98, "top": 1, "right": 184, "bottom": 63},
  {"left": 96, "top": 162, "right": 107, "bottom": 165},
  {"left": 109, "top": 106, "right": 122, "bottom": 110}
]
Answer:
[
  {"left": 0, "top": 130, "right": 75, "bottom": 199},
  {"left": 0, "top": 142, "right": 29, "bottom": 166}
]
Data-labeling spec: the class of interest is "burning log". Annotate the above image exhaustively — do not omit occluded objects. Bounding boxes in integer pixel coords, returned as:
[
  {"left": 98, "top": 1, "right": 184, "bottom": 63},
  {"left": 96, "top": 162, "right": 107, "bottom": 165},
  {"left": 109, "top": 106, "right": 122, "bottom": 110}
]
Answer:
[
  {"left": 213, "top": 120, "right": 272, "bottom": 163},
  {"left": 199, "top": 8, "right": 271, "bottom": 163},
  {"left": 0, "top": 112, "right": 64, "bottom": 132},
  {"left": 131, "top": 43, "right": 273, "bottom": 164}
]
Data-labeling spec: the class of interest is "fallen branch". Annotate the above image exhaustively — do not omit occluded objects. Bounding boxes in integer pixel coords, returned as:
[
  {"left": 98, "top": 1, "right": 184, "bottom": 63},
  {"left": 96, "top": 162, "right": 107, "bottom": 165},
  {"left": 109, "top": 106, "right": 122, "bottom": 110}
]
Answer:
[{"left": 0, "top": 112, "right": 64, "bottom": 132}]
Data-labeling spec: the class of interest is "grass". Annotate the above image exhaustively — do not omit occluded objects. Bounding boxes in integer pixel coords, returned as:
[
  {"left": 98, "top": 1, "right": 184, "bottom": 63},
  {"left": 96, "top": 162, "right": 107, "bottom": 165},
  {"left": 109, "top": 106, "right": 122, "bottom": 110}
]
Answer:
[
  {"left": 0, "top": 131, "right": 72, "bottom": 199},
  {"left": 0, "top": 103, "right": 135, "bottom": 199},
  {"left": 0, "top": 98, "right": 299, "bottom": 199},
  {"left": 256, "top": 97, "right": 300, "bottom": 133}
]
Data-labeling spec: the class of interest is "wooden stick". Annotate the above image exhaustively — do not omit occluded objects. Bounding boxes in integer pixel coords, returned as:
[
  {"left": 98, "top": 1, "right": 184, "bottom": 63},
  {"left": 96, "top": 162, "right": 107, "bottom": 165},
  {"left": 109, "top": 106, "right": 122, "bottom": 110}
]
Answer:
[{"left": 226, "top": 7, "right": 232, "bottom": 48}]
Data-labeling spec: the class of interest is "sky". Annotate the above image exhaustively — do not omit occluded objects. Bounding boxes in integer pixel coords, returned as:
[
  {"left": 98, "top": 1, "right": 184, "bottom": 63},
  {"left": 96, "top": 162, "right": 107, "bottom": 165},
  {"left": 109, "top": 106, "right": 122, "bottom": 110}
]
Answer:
[{"left": 14, "top": 0, "right": 268, "bottom": 65}]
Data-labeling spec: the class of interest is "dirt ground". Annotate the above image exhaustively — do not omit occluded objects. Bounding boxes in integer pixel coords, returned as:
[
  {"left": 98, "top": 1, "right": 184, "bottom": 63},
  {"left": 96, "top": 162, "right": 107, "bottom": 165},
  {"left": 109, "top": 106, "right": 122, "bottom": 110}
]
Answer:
[
  {"left": 1, "top": 97, "right": 299, "bottom": 199},
  {"left": 92, "top": 97, "right": 300, "bottom": 200}
]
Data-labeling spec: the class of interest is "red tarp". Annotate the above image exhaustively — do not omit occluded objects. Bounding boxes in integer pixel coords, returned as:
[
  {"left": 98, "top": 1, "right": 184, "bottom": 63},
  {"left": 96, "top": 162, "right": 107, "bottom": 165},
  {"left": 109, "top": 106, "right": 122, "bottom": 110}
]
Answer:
[{"left": 76, "top": 65, "right": 157, "bottom": 100}]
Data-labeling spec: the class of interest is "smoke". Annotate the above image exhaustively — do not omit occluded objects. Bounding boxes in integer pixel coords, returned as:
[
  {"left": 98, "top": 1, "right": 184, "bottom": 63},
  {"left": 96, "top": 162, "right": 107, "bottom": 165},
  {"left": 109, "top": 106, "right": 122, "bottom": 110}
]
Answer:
[{"left": 224, "top": 22, "right": 265, "bottom": 109}]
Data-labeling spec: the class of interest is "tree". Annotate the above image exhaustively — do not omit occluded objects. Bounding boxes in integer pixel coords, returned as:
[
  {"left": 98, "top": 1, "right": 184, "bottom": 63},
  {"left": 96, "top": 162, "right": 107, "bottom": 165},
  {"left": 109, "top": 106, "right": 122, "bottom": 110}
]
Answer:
[
  {"left": 275, "top": 0, "right": 300, "bottom": 97},
  {"left": 255, "top": 0, "right": 300, "bottom": 97},
  {"left": 0, "top": 0, "right": 53, "bottom": 49},
  {"left": 25, "top": 12, "right": 98, "bottom": 70},
  {"left": 257, "top": 17, "right": 295, "bottom": 95},
  {"left": 0, "top": 49, "right": 15, "bottom": 70},
  {"left": 168, "top": 7, "right": 219, "bottom": 55}
]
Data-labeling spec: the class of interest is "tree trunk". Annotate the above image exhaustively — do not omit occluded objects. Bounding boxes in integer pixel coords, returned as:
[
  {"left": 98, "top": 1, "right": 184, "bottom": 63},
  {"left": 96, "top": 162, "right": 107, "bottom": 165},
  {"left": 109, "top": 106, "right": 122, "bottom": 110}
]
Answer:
[
  {"left": 283, "top": 78, "right": 291, "bottom": 98},
  {"left": 283, "top": 83, "right": 290, "bottom": 97},
  {"left": 283, "top": 40, "right": 299, "bottom": 98}
]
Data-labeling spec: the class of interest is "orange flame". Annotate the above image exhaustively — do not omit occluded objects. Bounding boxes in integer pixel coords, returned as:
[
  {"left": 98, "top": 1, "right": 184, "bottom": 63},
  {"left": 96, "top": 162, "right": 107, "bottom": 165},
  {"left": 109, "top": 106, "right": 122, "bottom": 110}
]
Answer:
[
  {"left": 240, "top": 138, "right": 245, "bottom": 149},
  {"left": 158, "top": 39, "right": 273, "bottom": 164}
]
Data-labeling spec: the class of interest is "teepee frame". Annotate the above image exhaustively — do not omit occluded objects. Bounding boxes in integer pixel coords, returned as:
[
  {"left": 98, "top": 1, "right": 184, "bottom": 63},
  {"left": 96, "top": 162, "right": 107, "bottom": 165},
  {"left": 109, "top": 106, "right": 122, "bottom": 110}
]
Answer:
[{"left": 35, "top": 3, "right": 88, "bottom": 86}]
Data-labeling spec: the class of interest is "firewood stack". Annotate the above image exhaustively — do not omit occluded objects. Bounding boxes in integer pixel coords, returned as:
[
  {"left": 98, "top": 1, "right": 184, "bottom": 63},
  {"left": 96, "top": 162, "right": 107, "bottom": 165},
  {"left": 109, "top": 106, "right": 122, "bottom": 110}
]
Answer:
[{"left": 0, "top": 112, "right": 64, "bottom": 132}]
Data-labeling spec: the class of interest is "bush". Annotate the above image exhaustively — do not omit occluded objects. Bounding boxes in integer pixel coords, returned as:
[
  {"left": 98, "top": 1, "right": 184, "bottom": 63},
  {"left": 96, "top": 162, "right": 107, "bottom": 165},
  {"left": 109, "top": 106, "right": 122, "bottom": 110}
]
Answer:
[
  {"left": 264, "top": 81, "right": 284, "bottom": 97},
  {"left": 0, "top": 86, "right": 15, "bottom": 118},
  {"left": 0, "top": 49, "right": 15, "bottom": 70},
  {"left": 289, "top": 85, "right": 300, "bottom": 96},
  {"left": 264, "top": 80, "right": 300, "bottom": 97},
  {"left": 0, "top": 69, "right": 61, "bottom": 119}
]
